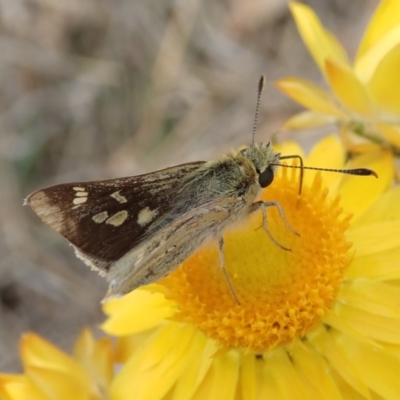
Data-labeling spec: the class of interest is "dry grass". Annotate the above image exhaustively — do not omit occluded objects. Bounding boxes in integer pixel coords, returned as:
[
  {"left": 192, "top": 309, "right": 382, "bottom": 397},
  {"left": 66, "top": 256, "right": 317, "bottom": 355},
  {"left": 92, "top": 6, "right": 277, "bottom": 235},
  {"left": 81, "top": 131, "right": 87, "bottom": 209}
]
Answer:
[{"left": 0, "top": 0, "right": 375, "bottom": 370}]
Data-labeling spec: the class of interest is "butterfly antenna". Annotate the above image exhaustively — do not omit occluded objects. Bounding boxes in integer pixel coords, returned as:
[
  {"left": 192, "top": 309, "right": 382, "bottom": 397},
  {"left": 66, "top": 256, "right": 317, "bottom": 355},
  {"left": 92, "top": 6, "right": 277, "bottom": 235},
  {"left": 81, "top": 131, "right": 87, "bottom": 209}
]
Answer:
[
  {"left": 252, "top": 75, "right": 265, "bottom": 146},
  {"left": 272, "top": 163, "right": 378, "bottom": 178},
  {"left": 271, "top": 155, "right": 377, "bottom": 195}
]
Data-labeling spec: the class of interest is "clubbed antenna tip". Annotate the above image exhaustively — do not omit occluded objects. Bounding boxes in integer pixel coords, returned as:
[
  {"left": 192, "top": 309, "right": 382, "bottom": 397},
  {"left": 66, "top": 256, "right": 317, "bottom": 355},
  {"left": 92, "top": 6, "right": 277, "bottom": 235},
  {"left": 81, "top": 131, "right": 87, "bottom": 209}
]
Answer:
[
  {"left": 351, "top": 168, "right": 378, "bottom": 178},
  {"left": 258, "top": 75, "right": 265, "bottom": 96}
]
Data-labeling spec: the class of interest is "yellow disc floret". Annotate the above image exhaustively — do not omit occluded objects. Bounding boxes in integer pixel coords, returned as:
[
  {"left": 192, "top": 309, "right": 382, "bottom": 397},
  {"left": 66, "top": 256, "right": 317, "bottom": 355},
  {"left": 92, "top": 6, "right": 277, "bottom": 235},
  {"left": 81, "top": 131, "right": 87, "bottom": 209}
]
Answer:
[{"left": 160, "top": 168, "right": 352, "bottom": 353}]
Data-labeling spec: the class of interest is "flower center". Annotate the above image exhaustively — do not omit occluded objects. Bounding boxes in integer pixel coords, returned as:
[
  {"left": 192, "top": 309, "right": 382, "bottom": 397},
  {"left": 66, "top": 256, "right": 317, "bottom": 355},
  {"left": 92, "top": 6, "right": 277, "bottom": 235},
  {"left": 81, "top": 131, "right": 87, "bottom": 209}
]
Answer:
[{"left": 160, "top": 169, "right": 352, "bottom": 353}]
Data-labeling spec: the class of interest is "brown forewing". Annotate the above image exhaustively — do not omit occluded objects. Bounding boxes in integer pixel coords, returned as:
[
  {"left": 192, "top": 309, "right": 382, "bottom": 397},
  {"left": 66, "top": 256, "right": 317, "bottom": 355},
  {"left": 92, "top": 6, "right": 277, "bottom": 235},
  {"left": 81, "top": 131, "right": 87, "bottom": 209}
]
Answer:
[{"left": 26, "top": 162, "right": 206, "bottom": 271}]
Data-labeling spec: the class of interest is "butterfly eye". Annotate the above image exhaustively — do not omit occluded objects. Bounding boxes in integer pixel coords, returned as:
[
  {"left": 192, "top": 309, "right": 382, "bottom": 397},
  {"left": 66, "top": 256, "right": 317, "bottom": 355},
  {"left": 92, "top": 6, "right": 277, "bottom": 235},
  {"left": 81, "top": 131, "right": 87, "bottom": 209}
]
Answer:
[{"left": 258, "top": 167, "right": 274, "bottom": 188}]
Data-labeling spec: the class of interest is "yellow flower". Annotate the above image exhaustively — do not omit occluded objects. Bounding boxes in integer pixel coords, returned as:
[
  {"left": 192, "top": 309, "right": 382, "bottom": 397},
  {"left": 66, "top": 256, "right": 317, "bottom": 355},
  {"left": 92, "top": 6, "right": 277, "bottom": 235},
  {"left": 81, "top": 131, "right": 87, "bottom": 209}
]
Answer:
[
  {"left": 102, "top": 136, "right": 400, "bottom": 399},
  {"left": 276, "top": 1, "right": 400, "bottom": 156},
  {"left": 0, "top": 329, "right": 114, "bottom": 400}
]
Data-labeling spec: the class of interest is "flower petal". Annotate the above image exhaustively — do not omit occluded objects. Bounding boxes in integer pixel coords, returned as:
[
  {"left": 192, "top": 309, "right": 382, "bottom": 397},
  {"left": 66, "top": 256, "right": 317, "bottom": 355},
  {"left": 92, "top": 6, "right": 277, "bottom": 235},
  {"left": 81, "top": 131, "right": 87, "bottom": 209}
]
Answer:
[
  {"left": 275, "top": 77, "right": 345, "bottom": 118},
  {"left": 289, "top": 2, "right": 349, "bottom": 76},
  {"left": 238, "top": 354, "right": 257, "bottom": 400},
  {"left": 377, "top": 122, "right": 400, "bottom": 148},
  {"left": 337, "top": 150, "right": 393, "bottom": 221},
  {"left": 342, "top": 338, "right": 400, "bottom": 400},
  {"left": 0, "top": 375, "right": 45, "bottom": 400},
  {"left": 27, "top": 367, "right": 90, "bottom": 400},
  {"left": 110, "top": 323, "right": 198, "bottom": 400},
  {"left": 347, "top": 220, "right": 400, "bottom": 255},
  {"left": 270, "top": 352, "right": 310, "bottom": 398},
  {"left": 256, "top": 357, "right": 283, "bottom": 398},
  {"left": 20, "top": 333, "right": 88, "bottom": 388},
  {"left": 281, "top": 111, "right": 334, "bottom": 131},
  {"left": 73, "top": 329, "right": 114, "bottom": 388},
  {"left": 346, "top": 245, "right": 400, "bottom": 281},
  {"left": 366, "top": 42, "right": 400, "bottom": 114},
  {"left": 325, "top": 59, "right": 373, "bottom": 116},
  {"left": 357, "top": 0, "right": 400, "bottom": 59},
  {"left": 102, "top": 288, "right": 176, "bottom": 335},
  {"left": 355, "top": 24, "right": 400, "bottom": 83},
  {"left": 303, "top": 134, "right": 345, "bottom": 189},
  {"left": 339, "top": 280, "right": 400, "bottom": 319},
  {"left": 193, "top": 350, "right": 239, "bottom": 399},
  {"left": 171, "top": 332, "right": 214, "bottom": 400},
  {"left": 354, "top": 186, "right": 400, "bottom": 226},
  {"left": 335, "top": 303, "right": 400, "bottom": 343},
  {"left": 322, "top": 310, "right": 375, "bottom": 345},
  {"left": 273, "top": 141, "right": 305, "bottom": 159},
  {"left": 309, "top": 329, "right": 370, "bottom": 399},
  {"left": 290, "top": 339, "right": 344, "bottom": 399}
]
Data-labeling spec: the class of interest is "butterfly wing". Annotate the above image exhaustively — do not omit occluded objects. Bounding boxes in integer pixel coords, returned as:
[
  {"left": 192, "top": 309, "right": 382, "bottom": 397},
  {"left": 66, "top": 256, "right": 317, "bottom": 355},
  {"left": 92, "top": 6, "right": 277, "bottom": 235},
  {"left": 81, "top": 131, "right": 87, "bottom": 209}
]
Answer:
[
  {"left": 105, "top": 196, "right": 246, "bottom": 297},
  {"left": 26, "top": 162, "right": 206, "bottom": 273}
]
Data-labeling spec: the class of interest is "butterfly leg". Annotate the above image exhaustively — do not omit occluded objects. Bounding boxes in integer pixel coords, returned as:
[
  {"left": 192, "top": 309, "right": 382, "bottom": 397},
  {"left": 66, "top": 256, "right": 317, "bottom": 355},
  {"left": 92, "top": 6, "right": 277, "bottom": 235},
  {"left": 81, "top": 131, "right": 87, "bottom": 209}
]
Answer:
[
  {"left": 250, "top": 201, "right": 299, "bottom": 251},
  {"left": 218, "top": 237, "right": 240, "bottom": 305}
]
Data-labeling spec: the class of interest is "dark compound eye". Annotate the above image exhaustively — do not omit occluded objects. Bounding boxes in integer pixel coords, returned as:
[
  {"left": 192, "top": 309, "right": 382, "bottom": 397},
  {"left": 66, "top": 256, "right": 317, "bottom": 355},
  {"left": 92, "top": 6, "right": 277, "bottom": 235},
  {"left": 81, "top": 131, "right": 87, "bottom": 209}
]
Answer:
[{"left": 258, "top": 167, "right": 274, "bottom": 188}]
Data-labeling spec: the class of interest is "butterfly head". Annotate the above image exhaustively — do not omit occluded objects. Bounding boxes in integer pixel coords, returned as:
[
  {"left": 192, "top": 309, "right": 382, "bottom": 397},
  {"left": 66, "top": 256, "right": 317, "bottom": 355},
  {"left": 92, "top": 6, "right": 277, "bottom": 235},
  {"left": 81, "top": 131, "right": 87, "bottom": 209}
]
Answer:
[{"left": 240, "top": 142, "right": 281, "bottom": 188}]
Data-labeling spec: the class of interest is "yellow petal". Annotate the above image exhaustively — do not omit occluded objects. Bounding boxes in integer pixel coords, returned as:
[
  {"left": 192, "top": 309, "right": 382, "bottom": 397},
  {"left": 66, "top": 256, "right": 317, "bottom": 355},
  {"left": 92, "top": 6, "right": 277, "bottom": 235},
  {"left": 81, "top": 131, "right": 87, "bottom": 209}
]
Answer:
[
  {"left": 322, "top": 310, "right": 375, "bottom": 345},
  {"left": 281, "top": 110, "right": 334, "bottom": 131},
  {"left": 114, "top": 335, "right": 141, "bottom": 363},
  {"left": 0, "top": 375, "right": 45, "bottom": 400},
  {"left": 171, "top": 332, "right": 214, "bottom": 400},
  {"left": 273, "top": 140, "right": 305, "bottom": 160},
  {"left": 26, "top": 367, "right": 90, "bottom": 400},
  {"left": 289, "top": 2, "right": 349, "bottom": 76},
  {"left": 328, "top": 369, "right": 370, "bottom": 400},
  {"left": 337, "top": 150, "right": 393, "bottom": 221},
  {"left": 192, "top": 350, "right": 239, "bottom": 400},
  {"left": 255, "top": 357, "right": 281, "bottom": 398},
  {"left": 290, "top": 339, "right": 344, "bottom": 399},
  {"left": 377, "top": 122, "right": 400, "bottom": 148},
  {"left": 101, "top": 289, "right": 175, "bottom": 335},
  {"left": 343, "top": 142, "right": 382, "bottom": 154},
  {"left": 325, "top": 59, "right": 373, "bottom": 116},
  {"left": 338, "top": 124, "right": 382, "bottom": 155},
  {"left": 354, "top": 186, "right": 400, "bottom": 226},
  {"left": 357, "top": 0, "right": 400, "bottom": 59},
  {"left": 110, "top": 323, "right": 197, "bottom": 400},
  {"left": 302, "top": 134, "right": 345, "bottom": 189},
  {"left": 238, "top": 354, "right": 257, "bottom": 400},
  {"left": 335, "top": 303, "right": 400, "bottom": 343},
  {"left": 355, "top": 24, "right": 400, "bottom": 83},
  {"left": 309, "top": 329, "right": 370, "bottom": 399},
  {"left": 332, "top": 333, "right": 400, "bottom": 399},
  {"left": 347, "top": 220, "right": 400, "bottom": 255},
  {"left": 339, "top": 280, "right": 400, "bottom": 319},
  {"left": 366, "top": 42, "right": 400, "bottom": 114},
  {"left": 73, "top": 329, "right": 114, "bottom": 387},
  {"left": 268, "top": 347, "right": 320, "bottom": 399},
  {"left": 20, "top": 333, "right": 88, "bottom": 388},
  {"left": 275, "top": 77, "right": 345, "bottom": 118},
  {"left": 346, "top": 245, "right": 400, "bottom": 281}
]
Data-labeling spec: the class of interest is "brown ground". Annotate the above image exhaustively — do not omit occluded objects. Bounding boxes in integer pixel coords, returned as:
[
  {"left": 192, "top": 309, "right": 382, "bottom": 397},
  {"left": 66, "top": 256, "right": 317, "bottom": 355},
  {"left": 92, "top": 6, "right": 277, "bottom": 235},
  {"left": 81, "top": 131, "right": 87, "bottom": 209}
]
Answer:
[{"left": 0, "top": 0, "right": 376, "bottom": 371}]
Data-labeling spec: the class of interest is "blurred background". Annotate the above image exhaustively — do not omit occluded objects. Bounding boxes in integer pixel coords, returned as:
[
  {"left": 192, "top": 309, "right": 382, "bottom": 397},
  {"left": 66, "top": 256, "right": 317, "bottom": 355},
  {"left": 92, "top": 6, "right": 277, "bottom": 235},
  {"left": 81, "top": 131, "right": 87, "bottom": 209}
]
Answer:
[{"left": 0, "top": 0, "right": 377, "bottom": 370}]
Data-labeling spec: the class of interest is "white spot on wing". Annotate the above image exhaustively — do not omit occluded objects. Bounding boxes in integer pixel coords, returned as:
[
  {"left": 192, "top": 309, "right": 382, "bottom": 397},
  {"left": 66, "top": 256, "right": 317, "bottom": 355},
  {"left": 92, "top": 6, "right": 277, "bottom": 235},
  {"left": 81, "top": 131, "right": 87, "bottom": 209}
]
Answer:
[
  {"left": 92, "top": 211, "right": 109, "bottom": 223},
  {"left": 110, "top": 191, "right": 127, "bottom": 204},
  {"left": 73, "top": 197, "right": 87, "bottom": 205},
  {"left": 137, "top": 206, "right": 158, "bottom": 227},
  {"left": 73, "top": 187, "right": 88, "bottom": 205},
  {"left": 106, "top": 210, "right": 128, "bottom": 226}
]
